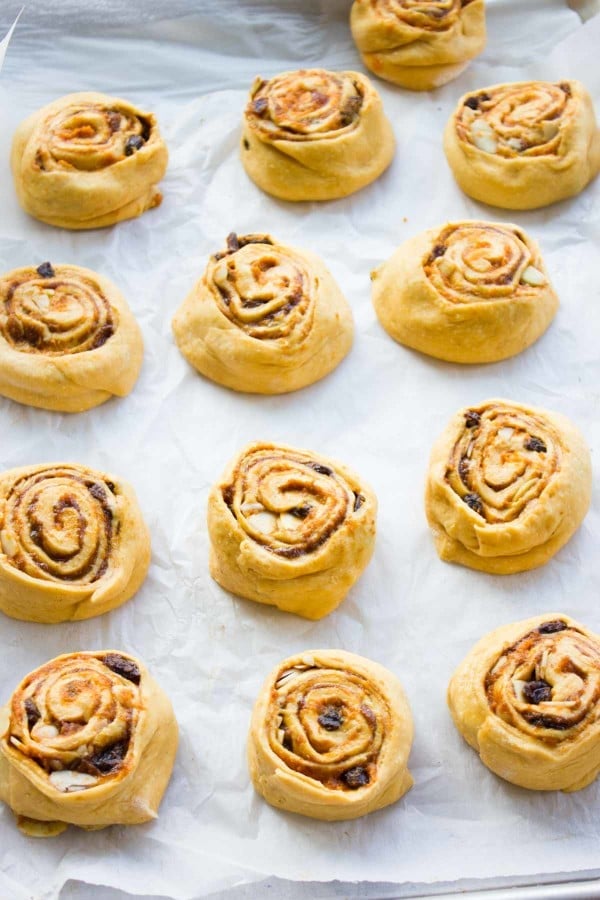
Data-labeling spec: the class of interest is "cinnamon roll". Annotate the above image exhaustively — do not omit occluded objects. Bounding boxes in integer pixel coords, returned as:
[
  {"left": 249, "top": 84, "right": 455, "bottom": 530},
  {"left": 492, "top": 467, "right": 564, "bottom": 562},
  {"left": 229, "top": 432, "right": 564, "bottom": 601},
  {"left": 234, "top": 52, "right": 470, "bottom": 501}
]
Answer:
[
  {"left": 11, "top": 92, "right": 168, "bottom": 229},
  {"left": 248, "top": 649, "right": 413, "bottom": 819},
  {"left": 449, "top": 614, "right": 600, "bottom": 791},
  {"left": 444, "top": 80, "right": 600, "bottom": 209},
  {"left": 0, "top": 263, "right": 143, "bottom": 411},
  {"left": 0, "top": 651, "right": 177, "bottom": 835},
  {"left": 241, "top": 69, "right": 395, "bottom": 201},
  {"left": 350, "top": 0, "right": 486, "bottom": 92},
  {"left": 425, "top": 400, "right": 591, "bottom": 573},
  {"left": 0, "top": 463, "right": 151, "bottom": 623},
  {"left": 207, "top": 442, "right": 377, "bottom": 619},
  {"left": 372, "top": 221, "right": 558, "bottom": 363},
  {"left": 172, "top": 233, "right": 353, "bottom": 394}
]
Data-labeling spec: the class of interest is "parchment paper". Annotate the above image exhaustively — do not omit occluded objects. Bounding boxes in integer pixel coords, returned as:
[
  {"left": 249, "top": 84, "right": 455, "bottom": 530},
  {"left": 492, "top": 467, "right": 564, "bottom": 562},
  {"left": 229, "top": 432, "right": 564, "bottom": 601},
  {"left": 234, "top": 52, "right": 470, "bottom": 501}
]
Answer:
[{"left": 0, "top": 2, "right": 599, "bottom": 898}]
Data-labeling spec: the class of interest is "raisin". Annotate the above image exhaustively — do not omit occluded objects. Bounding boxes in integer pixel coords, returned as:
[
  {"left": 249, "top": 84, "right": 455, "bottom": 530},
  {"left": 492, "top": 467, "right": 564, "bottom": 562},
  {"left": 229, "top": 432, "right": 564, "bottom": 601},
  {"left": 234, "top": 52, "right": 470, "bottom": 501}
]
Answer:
[
  {"left": 106, "top": 481, "right": 116, "bottom": 494},
  {"left": 290, "top": 505, "right": 311, "bottom": 519},
  {"left": 101, "top": 654, "right": 140, "bottom": 685},
  {"left": 464, "top": 410, "right": 481, "bottom": 428},
  {"left": 353, "top": 493, "right": 365, "bottom": 511},
  {"left": 308, "top": 462, "right": 333, "bottom": 477},
  {"left": 538, "top": 620, "right": 567, "bottom": 635},
  {"left": 36, "top": 262, "right": 55, "bottom": 278},
  {"left": 479, "top": 92, "right": 491, "bottom": 102},
  {"left": 107, "top": 112, "right": 121, "bottom": 132},
  {"left": 243, "top": 139, "right": 250, "bottom": 150},
  {"left": 222, "top": 485, "right": 234, "bottom": 507},
  {"left": 226, "top": 233, "right": 240, "bottom": 253},
  {"left": 318, "top": 706, "right": 343, "bottom": 731},
  {"left": 523, "top": 680, "right": 552, "bottom": 704},
  {"left": 463, "top": 493, "right": 484, "bottom": 516},
  {"left": 343, "top": 767, "right": 370, "bottom": 789},
  {"left": 88, "top": 740, "right": 128, "bottom": 774},
  {"left": 525, "top": 437, "right": 546, "bottom": 453},
  {"left": 88, "top": 483, "right": 106, "bottom": 502},
  {"left": 560, "top": 82, "right": 571, "bottom": 96},
  {"left": 464, "top": 96, "right": 479, "bottom": 110},
  {"left": 91, "top": 324, "right": 114, "bottom": 349},
  {"left": 431, "top": 243, "right": 445, "bottom": 259},
  {"left": 458, "top": 458, "right": 469, "bottom": 483},
  {"left": 252, "top": 98, "right": 268, "bottom": 116},
  {"left": 24, "top": 698, "right": 40, "bottom": 730},
  {"left": 125, "top": 135, "right": 144, "bottom": 156}
]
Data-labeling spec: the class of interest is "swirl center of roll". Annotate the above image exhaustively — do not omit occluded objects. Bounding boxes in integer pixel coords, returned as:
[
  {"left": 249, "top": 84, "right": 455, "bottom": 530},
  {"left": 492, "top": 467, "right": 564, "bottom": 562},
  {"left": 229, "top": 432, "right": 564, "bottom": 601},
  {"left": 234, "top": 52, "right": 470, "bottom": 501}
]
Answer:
[
  {"left": 445, "top": 404, "right": 560, "bottom": 523},
  {"left": 0, "top": 270, "right": 115, "bottom": 354},
  {"left": 0, "top": 467, "right": 116, "bottom": 584},
  {"left": 380, "top": 0, "right": 464, "bottom": 30},
  {"left": 269, "top": 662, "right": 389, "bottom": 789},
  {"left": 485, "top": 624, "right": 600, "bottom": 741},
  {"left": 247, "top": 71, "right": 363, "bottom": 140}
]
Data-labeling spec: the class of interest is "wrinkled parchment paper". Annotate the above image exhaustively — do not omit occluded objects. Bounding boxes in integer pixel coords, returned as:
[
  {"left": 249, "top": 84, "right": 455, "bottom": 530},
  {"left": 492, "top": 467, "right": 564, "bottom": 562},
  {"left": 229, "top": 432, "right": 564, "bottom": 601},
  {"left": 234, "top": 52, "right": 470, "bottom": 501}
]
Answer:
[{"left": 0, "top": 1, "right": 600, "bottom": 898}]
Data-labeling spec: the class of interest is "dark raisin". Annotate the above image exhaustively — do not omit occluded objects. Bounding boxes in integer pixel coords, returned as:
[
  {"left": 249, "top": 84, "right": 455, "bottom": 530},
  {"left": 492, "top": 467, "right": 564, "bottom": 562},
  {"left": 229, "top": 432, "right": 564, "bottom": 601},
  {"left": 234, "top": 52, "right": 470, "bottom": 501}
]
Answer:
[
  {"left": 275, "top": 546, "right": 304, "bottom": 559},
  {"left": 30, "top": 524, "right": 42, "bottom": 545},
  {"left": 36, "top": 262, "right": 55, "bottom": 279},
  {"left": 343, "top": 767, "right": 370, "bottom": 789},
  {"left": 538, "top": 620, "right": 567, "bottom": 635},
  {"left": 125, "top": 135, "right": 144, "bottom": 156},
  {"left": 463, "top": 493, "right": 484, "bottom": 516},
  {"left": 464, "top": 410, "right": 481, "bottom": 428},
  {"left": 525, "top": 437, "right": 546, "bottom": 453},
  {"left": 524, "top": 714, "right": 570, "bottom": 730},
  {"left": 226, "top": 233, "right": 240, "bottom": 253},
  {"left": 353, "top": 493, "right": 364, "bottom": 511},
  {"left": 91, "top": 324, "right": 114, "bottom": 349},
  {"left": 243, "top": 138, "right": 250, "bottom": 150},
  {"left": 107, "top": 112, "right": 121, "bottom": 132},
  {"left": 308, "top": 462, "right": 333, "bottom": 477},
  {"left": 458, "top": 458, "right": 469, "bottom": 483},
  {"left": 222, "top": 485, "right": 234, "bottom": 507},
  {"left": 88, "top": 483, "right": 106, "bottom": 502},
  {"left": 522, "top": 680, "right": 552, "bottom": 705},
  {"left": 479, "top": 92, "right": 491, "bottom": 102},
  {"left": 24, "top": 698, "right": 40, "bottom": 730},
  {"left": 88, "top": 740, "right": 128, "bottom": 774},
  {"left": 101, "top": 654, "right": 140, "bottom": 685},
  {"left": 290, "top": 505, "right": 311, "bottom": 519},
  {"left": 464, "top": 96, "right": 479, "bottom": 110},
  {"left": 106, "top": 481, "right": 116, "bottom": 494},
  {"left": 560, "top": 82, "right": 571, "bottom": 96},
  {"left": 252, "top": 97, "right": 268, "bottom": 116},
  {"left": 431, "top": 243, "right": 446, "bottom": 259},
  {"left": 318, "top": 706, "right": 343, "bottom": 731}
]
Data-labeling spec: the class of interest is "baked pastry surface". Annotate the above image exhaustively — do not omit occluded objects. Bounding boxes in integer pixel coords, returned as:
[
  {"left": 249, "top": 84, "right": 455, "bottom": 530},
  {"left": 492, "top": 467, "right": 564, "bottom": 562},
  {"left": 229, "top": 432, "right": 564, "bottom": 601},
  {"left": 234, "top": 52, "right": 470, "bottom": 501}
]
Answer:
[
  {"left": 241, "top": 69, "right": 395, "bottom": 200},
  {"left": 444, "top": 80, "right": 600, "bottom": 209},
  {"left": 248, "top": 649, "right": 413, "bottom": 819},
  {"left": 372, "top": 220, "right": 558, "bottom": 363},
  {"left": 0, "top": 463, "right": 151, "bottom": 623},
  {"left": 425, "top": 400, "right": 591, "bottom": 573},
  {"left": 0, "top": 262, "right": 143, "bottom": 411},
  {"left": 11, "top": 91, "right": 168, "bottom": 229},
  {"left": 207, "top": 442, "right": 377, "bottom": 619},
  {"left": 449, "top": 614, "right": 600, "bottom": 791},
  {"left": 172, "top": 233, "right": 353, "bottom": 393},
  {"left": 0, "top": 650, "right": 177, "bottom": 835},
  {"left": 350, "top": 0, "right": 486, "bottom": 91}
]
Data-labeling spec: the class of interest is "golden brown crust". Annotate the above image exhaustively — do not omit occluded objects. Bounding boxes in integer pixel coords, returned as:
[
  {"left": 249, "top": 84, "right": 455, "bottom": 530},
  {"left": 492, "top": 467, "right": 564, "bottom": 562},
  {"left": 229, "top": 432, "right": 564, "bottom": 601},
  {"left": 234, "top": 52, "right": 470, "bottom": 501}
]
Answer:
[
  {"left": 248, "top": 649, "right": 413, "bottom": 819},
  {"left": 0, "top": 651, "right": 178, "bottom": 833},
  {"left": 350, "top": 0, "right": 486, "bottom": 91},
  {"left": 11, "top": 92, "right": 168, "bottom": 229},
  {"left": 0, "top": 463, "right": 151, "bottom": 623},
  {"left": 0, "top": 264, "right": 143, "bottom": 411},
  {"left": 172, "top": 233, "right": 353, "bottom": 394},
  {"left": 444, "top": 80, "right": 600, "bottom": 209},
  {"left": 207, "top": 442, "right": 377, "bottom": 619},
  {"left": 448, "top": 614, "right": 600, "bottom": 791},
  {"left": 240, "top": 69, "right": 395, "bottom": 200},
  {"left": 425, "top": 400, "right": 591, "bottom": 573},
  {"left": 372, "top": 220, "right": 558, "bottom": 363}
]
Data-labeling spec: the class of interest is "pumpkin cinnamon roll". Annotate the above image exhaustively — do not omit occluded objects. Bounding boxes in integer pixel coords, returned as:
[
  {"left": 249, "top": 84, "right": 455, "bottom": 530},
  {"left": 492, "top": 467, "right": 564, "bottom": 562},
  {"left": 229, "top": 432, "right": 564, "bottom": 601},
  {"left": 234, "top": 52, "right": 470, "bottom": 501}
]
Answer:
[
  {"left": 0, "top": 263, "right": 143, "bottom": 411},
  {"left": 207, "top": 442, "right": 377, "bottom": 619},
  {"left": 172, "top": 233, "right": 353, "bottom": 394},
  {"left": 0, "top": 463, "right": 151, "bottom": 623},
  {"left": 372, "top": 221, "right": 558, "bottom": 363},
  {"left": 11, "top": 92, "right": 168, "bottom": 229},
  {"left": 449, "top": 614, "right": 600, "bottom": 791},
  {"left": 248, "top": 649, "right": 413, "bottom": 820},
  {"left": 0, "top": 650, "right": 177, "bottom": 836},
  {"left": 425, "top": 400, "right": 591, "bottom": 573},
  {"left": 240, "top": 69, "right": 395, "bottom": 200},
  {"left": 350, "top": 0, "right": 486, "bottom": 92},
  {"left": 444, "top": 80, "right": 600, "bottom": 209}
]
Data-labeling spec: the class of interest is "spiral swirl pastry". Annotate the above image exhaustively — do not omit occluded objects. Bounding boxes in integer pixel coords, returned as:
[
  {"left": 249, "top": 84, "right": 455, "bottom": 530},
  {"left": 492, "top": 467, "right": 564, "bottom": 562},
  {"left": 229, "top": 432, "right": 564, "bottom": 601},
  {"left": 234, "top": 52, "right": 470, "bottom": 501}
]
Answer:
[
  {"left": 425, "top": 400, "right": 591, "bottom": 574},
  {"left": 207, "top": 442, "right": 377, "bottom": 619},
  {"left": 350, "top": 0, "right": 485, "bottom": 91},
  {"left": 241, "top": 69, "right": 395, "bottom": 201},
  {"left": 444, "top": 80, "right": 600, "bottom": 209},
  {"left": 372, "top": 221, "right": 558, "bottom": 363},
  {"left": 248, "top": 650, "right": 413, "bottom": 820},
  {"left": 0, "top": 463, "right": 151, "bottom": 623},
  {"left": 172, "top": 233, "right": 353, "bottom": 394},
  {"left": 448, "top": 615, "right": 600, "bottom": 791},
  {"left": 0, "top": 263, "right": 143, "bottom": 412},
  {"left": 11, "top": 92, "right": 168, "bottom": 229},
  {"left": 0, "top": 651, "right": 178, "bottom": 836}
]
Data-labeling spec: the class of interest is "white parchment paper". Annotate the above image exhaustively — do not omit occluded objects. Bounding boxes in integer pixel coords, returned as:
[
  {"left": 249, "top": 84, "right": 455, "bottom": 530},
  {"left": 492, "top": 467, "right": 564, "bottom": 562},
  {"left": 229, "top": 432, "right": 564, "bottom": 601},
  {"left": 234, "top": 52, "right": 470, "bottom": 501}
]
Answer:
[{"left": 0, "top": 2, "right": 600, "bottom": 898}]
